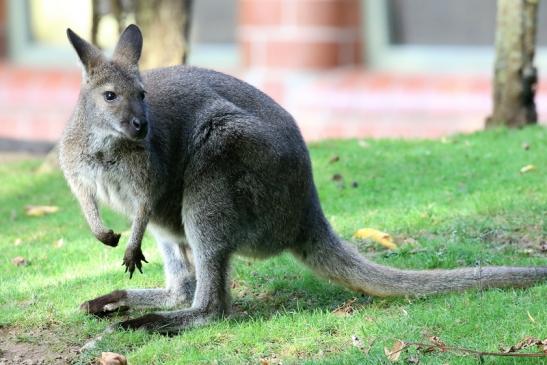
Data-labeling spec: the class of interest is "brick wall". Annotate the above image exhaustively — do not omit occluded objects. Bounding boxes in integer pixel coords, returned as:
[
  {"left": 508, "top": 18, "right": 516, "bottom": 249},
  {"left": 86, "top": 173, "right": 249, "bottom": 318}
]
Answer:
[{"left": 239, "top": 0, "right": 361, "bottom": 70}]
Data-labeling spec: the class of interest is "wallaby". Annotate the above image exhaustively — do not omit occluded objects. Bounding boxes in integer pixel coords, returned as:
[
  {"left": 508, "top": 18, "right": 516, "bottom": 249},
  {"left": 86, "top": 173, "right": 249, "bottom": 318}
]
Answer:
[{"left": 60, "top": 25, "right": 547, "bottom": 333}]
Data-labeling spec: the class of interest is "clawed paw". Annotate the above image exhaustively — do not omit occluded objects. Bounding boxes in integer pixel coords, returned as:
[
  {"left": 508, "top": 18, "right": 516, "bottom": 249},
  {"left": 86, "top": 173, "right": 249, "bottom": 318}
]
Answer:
[
  {"left": 122, "top": 246, "right": 148, "bottom": 279},
  {"left": 96, "top": 229, "right": 121, "bottom": 247}
]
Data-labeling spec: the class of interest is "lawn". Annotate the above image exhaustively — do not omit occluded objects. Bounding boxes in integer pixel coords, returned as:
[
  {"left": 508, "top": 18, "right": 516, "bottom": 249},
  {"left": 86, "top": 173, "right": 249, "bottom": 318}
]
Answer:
[{"left": 0, "top": 127, "right": 545, "bottom": 364}]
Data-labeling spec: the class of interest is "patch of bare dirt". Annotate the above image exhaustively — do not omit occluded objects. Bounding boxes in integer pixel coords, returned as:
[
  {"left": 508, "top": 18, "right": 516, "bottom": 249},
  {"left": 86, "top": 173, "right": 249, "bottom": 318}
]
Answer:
[{"left": 0, "top": 326, "right": 79, "bottom": 365}]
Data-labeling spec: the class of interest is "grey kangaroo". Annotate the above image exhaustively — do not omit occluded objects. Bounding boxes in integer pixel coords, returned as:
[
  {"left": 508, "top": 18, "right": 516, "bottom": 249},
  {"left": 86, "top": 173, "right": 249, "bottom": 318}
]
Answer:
[{"left": 60, "top": 25, "right": 546, "bottom": 333}]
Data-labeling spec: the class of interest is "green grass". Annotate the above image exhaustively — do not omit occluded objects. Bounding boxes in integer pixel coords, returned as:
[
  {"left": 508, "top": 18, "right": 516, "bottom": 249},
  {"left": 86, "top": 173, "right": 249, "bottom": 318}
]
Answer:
[{"left": 0, "top": 127, "right": 546, "bottom": 364}]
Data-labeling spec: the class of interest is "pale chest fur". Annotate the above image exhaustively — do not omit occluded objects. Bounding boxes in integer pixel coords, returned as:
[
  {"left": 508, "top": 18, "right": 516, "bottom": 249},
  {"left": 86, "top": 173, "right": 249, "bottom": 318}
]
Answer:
[
  {"left": 78, "top": 152, "right": 150, "bottom": 217},
  {"left": 95, "top": 169, "right": 136, "bottom": 214}
]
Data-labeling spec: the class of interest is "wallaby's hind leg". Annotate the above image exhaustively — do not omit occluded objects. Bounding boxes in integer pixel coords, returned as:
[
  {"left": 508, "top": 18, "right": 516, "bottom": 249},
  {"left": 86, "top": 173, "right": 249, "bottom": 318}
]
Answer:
[
  {"left": 117, "top": 208, "right": 232, "bottom": 333},
  {"left": 81, "top": 228, "right": 196, "bottom": 316},
  {"left": 118, "top": 245, "right": 231, "bottom": 333}
]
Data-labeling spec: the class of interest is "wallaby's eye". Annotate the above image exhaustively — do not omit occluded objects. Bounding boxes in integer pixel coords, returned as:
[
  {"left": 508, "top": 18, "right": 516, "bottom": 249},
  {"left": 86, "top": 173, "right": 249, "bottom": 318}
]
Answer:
[
  {"left": 139, "top": 91, "right": 146, "bottom": 100},
  {"left": 103, "top": 91, "right": 117, "bottom": 102}
]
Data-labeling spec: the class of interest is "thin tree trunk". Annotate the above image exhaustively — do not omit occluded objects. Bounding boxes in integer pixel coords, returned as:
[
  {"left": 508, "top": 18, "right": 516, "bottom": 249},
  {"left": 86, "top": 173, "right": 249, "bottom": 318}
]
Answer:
[
  {"left": 486, "top": 0, "right": 539, "bottom": 128},
  {"left": 135, "top": 0, "right": 194, "bottom": 69}
]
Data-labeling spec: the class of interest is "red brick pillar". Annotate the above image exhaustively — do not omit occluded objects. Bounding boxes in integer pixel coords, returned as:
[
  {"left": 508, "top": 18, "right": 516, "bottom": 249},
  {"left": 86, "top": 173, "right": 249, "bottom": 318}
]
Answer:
[{"left": 239, "top": 0, "right": 361, "bottom": 70}]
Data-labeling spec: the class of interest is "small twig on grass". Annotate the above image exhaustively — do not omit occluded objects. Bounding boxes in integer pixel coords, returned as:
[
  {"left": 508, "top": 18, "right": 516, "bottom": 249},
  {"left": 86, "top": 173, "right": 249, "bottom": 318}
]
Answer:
[
  {"left": 388, "top": 338, "right": 547, "bottom": 360},
  {"left": 405, "top": 341, "right": 546, "bottom": 358}
]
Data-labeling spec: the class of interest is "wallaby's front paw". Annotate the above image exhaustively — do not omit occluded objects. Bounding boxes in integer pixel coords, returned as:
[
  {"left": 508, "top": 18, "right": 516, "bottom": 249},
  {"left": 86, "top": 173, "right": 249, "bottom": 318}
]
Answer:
[
  {"left": 96, "top": 229, "right": 121, "bottom": 247},
  {"left": 123, "top": 246, "right": 148, "bottom": 279},
  {"left": 80, "top": 290, "right": 129, "bottom": 317}
]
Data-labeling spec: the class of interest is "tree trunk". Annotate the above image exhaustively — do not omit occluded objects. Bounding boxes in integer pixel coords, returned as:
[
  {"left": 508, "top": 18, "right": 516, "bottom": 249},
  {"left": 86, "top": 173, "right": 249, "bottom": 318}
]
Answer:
[
  {"left": 486, "top": 0, "right": 539, "bottom": 128},
  {"left": 135, "top": 0, "right": 194, "bottom": 69}
]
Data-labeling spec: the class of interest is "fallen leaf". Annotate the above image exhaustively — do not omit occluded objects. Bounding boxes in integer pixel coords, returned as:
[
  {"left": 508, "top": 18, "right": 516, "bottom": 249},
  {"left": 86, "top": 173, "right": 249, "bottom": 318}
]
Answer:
[
  {"left": 98, "top": 352, "right": 127, "bottom": 365},
  {"left": 25, "top": 205, "right": 59, "bottom": 217},
  {"left": 520, "top": 165, "right": 536, "bottom": 174},
  {"left": 429, "top": 336, "right": 447, "bottom": 351},
  {"left": 257, "top": 292, "right": 273, "bottom": 301},
  {"left": 331, "top": 173, "right": 345, "bottom": 189},
  {"left": 14, "top": 238, "right": 22, "bottom": 246},
  {"left": 332, "top": 297, "right": 357, "bottom": 317},
  {"left": 384, "top": 340, "right": 406, "bottom": 362},
  {"left": 259, "top": 354, "right": 282, "bottom": 365},
  {"left": 12, "top": 256, "right": 29, "bottom": 267},
  {"left": 329, "top": 155, "right": 340, "bottom": 164},
  {"left": 331, "top": 173, "right": 343, "bottom": 182},
  {"left": 358, "top": 140, "right": 370, "bottom": 148},
  {"left": 353, "top": 228, "right": 398, "bottom": 250},
  {"left": 401, "top": 237, "right": 417, "bottom": 245},
  {"left": 440, "top": 137, "right": 451, "bottom": 144},
  {"left": 53, "top": 239, "right": 64, "bottom": 248}
]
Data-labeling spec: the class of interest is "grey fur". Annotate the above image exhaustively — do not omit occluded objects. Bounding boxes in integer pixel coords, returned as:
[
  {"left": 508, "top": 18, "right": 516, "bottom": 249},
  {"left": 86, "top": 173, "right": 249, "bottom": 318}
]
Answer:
[{"left": 60, "top": 25, "right": 547, "bottom": 333}]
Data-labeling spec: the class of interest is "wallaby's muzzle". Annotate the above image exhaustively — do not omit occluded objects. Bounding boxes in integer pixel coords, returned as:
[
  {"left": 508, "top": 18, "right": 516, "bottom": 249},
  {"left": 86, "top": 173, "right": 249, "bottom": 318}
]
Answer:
[{"left": 123, "top": 117, "right": 148, "bottom": 140}]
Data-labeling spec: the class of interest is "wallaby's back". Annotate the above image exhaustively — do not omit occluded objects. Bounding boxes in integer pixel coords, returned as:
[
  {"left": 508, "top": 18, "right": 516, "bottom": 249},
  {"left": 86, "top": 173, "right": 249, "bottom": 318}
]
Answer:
[{"left": 140, "top": 65, "right": 316, "bottom": 257}]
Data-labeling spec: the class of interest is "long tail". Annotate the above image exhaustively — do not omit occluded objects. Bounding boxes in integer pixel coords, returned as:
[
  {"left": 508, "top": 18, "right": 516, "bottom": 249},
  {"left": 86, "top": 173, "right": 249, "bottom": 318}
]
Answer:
[{"left": 297, "top": 230, "right": 547, "bottom": 297}]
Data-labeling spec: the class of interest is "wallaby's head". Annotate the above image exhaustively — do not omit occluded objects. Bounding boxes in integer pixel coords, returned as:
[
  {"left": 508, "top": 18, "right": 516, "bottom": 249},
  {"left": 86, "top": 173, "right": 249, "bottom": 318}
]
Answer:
[{"left": 67, "top": 24, "right": 148, "bottom": 141}]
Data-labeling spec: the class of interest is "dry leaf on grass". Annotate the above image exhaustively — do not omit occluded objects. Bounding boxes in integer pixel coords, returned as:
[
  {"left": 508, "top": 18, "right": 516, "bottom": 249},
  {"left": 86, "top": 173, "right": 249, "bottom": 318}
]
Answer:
[
  {"left": 25, "top": 205, "right": 59, "bottom": 217},
  {"left": 440, "top": 137, "right": 452, "bottom": 144},
  {"left": 331, "top": 173, "right": 343, "bottom": 182},
  {"left": 53, "top": 239, "right": 64, "bottom": 248},
  {"left": 384, "top": 340, "right": 406, "bottom": 362},
  {"left": 12, "top": 256, "right": 29, "bottom": 266},
  {"left": 331, "top": 173, "right": 345, "bottom": 189},
  {"left": 329, "top": 155, "right": 340, "bottom": 164},
  {"left": 428, "top": 336, "right": 447, "bottom": 351},
  {"left": 520, "top": 164, "right": 536, "bottom": 174},
  {"left": 353, "top": 228, "right": 397, "bottom": 250},
  {"left": 259, "top": 354, "right": 282, "bottom": 365},
  {"left": 98, "top": 352, "right": 127, "bottom": 365},
  {"left": 358, "top": 140, "right": 370, "bottom": 148},
  {"left": 332, "top": 297, "right": 357, "bottom": 317}
]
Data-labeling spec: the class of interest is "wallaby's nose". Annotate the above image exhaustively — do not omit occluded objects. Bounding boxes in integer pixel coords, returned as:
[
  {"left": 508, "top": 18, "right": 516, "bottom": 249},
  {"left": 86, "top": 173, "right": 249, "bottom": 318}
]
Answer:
[{"left": 131, "top": 118, "right": 142, "bottom": 131}]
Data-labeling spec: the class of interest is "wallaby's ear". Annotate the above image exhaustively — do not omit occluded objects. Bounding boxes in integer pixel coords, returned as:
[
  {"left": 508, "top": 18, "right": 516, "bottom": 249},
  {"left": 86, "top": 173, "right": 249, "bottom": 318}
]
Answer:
[
  {"left": 66, "top": 28, "right": 103, "bottom": 75},
  {"left": 112, "top": 24, "right": 143, "bottom": 69}
]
